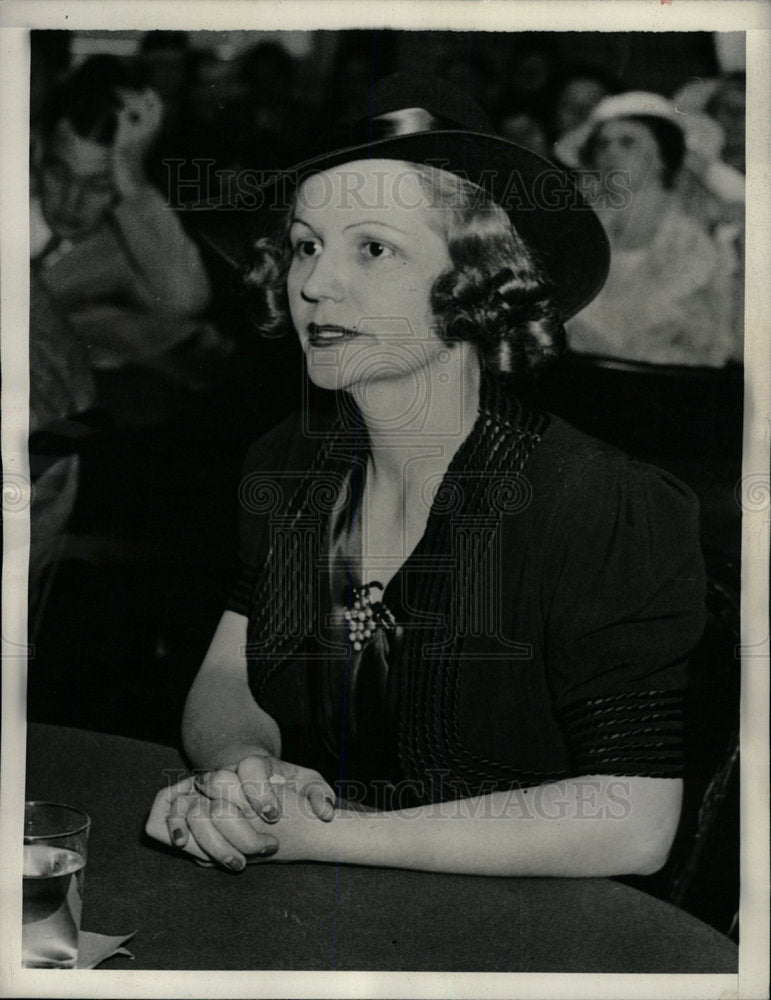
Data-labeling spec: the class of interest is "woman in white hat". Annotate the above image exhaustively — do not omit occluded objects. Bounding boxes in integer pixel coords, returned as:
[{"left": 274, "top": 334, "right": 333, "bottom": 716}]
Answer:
[
  {"left": 556, "top": 91, "right": 742, "bottom": 368},
  {"left": 146, "top": 75, "right": 705, "bottom": 877}
]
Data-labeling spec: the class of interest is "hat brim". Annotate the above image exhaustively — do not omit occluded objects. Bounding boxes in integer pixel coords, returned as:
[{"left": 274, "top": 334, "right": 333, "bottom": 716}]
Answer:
[{"left": 184, "top": 129, "right": 610, "bottom": 321}]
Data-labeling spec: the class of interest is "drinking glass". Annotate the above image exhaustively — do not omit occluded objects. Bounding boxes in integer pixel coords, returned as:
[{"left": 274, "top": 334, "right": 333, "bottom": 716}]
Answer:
[{"left": 23, "top": 801, "right": 91, "bottom": 969}]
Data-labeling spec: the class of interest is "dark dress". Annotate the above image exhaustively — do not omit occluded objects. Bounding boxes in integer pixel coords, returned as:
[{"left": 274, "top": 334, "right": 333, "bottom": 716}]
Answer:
[{"left": 227, "top": 382, "right": 705, "bottom": 808}]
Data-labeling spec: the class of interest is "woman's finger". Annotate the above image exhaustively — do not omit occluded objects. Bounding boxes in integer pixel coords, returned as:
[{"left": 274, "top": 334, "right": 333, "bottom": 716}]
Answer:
[
  {"left": 146, "top": 788, "right": 211, "bottom": 862},
  {"left": 185, "top": 796, "right": 249, "bottom": 872},
  {"left": 208, "top": 799, "right": 279, "bottom": 859},
  {"left": 236, "top": 756, "right": 282, "bottom": 823},
  {"left": 168, "top": 788, "right": 197, "bottom": 848},
  {"left": 195, "top": 768, "right": 258, "bottom": 818},
  {"left": 166, "top": 797, "right": 211, "bottom": 861},
  {"left": 145, "top": 776, "right": 195, "bottom": 844},
  {"left": 278, "top": 762, "right": 336, "bottom": 820},
  {"left": 306, "top": 782, "right": 336, "bottom": 822},
  {"left": 167, "top": 793, "right": 190, "bottom": 848}
]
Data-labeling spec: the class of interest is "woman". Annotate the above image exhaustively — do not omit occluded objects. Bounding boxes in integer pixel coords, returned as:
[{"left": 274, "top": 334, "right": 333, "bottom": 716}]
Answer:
[
  {"left": 146, "top": 74, "right": 705, "bottom": 877},
  {"left": 555, "top": 91, "right": 742, "bottom": 367}
]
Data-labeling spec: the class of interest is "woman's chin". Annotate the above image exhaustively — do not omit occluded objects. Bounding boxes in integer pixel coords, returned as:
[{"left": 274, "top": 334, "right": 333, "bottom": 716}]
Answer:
[
  {"left": 305, "top": 364, "right": 430, "bottom": 399},
  {"left": 304, "top": 363, "right": 351, "bottom": 392}
]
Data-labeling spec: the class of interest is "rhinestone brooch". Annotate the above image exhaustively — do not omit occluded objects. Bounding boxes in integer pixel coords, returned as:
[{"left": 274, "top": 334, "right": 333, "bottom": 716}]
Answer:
[{"left": 343, "top": 581, "right": 396, "bottom": 651}]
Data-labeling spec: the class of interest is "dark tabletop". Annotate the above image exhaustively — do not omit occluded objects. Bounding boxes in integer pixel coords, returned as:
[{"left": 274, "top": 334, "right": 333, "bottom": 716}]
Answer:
[{"left": 25, "top": 723, "right": 738, "bottom": 973}]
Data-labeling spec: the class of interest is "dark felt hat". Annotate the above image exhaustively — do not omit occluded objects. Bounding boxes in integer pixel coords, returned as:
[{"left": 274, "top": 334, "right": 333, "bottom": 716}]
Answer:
[{"left": 188, "top": 72, "right": 610, "bottom": 320}]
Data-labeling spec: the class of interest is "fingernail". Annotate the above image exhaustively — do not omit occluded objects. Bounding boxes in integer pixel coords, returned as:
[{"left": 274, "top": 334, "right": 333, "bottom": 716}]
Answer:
[
  {"left": 261, "top": 805, "right": 278, "bottom": 822},
  {"left": 224, "top": 856, "right": 245, "bottom": 872},
  {"left": 258, "top": 843, "right": 278, "bottom": 858},
  {"left": 172, "top": 827, "right": 185, "bottom": 844},
  {"left": 325, "top": 796, "right": 336, "bottom": 811}
]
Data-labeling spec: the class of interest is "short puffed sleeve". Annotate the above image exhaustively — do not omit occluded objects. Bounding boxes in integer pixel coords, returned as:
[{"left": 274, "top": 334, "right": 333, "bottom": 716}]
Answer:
[{"left": 542, "top": 452, "right": 706, "bottom": 778}]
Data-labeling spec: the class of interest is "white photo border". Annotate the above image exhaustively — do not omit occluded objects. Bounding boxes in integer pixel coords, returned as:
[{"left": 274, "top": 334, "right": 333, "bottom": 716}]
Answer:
[{"left": 1, "top": 2, "right": 768, "bottom": 998}]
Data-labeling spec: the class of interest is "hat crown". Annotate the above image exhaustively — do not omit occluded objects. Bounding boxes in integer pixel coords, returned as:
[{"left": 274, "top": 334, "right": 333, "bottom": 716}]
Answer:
[
  {"left": 333, "top": 71, "right": 492, "bottom": 139},
  {"left": 192, "top": 73, "right": 610, "bottom": 322}
]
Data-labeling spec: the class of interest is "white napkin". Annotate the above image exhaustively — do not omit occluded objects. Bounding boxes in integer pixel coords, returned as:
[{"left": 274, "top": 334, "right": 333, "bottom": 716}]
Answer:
[{"left": 77, "top": 930, "right": 136, "bottom": 969}]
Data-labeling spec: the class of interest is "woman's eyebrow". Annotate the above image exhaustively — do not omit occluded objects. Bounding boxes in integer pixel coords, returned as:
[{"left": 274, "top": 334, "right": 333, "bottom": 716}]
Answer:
[{"left": 342, "top": 220, "right": 411, "bottom": 235}]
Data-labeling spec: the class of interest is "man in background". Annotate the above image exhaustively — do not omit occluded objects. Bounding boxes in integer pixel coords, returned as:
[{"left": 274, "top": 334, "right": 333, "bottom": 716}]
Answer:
[{"left": 31, "top": 54, "right": 211, "bottom": 370}]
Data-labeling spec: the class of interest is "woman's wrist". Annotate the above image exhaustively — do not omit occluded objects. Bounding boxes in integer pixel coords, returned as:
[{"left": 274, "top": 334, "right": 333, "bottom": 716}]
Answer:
[{"left": 282, "top": 800, "right": 346, "bottom": 864}]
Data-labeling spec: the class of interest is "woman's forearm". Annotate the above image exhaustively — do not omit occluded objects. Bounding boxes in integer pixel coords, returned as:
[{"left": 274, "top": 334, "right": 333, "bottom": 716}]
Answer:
[
  {"left": 182, "top": 612, "right": 281, "bottom": 769},
  {"left": 303, "top": 776, "right": 682, "bottom": 878},
  {"left": 182, "top": 672, "right": 281, "bottom": 770}
]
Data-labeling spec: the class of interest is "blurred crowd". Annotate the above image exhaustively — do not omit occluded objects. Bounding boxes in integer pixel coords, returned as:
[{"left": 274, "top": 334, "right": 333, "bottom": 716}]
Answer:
[
  {"left": 29, "top": 30, "right": 746, "bottom": 367},
  {"left": 26, "top": 30, "right": 746, "bottom": 729}
]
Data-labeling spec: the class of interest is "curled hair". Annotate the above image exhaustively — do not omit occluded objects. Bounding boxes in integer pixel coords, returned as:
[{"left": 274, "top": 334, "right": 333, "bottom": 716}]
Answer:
[
  {"left": 243, "top": 162, "right": 565, "bottom": 380},
  {"left": 411, "top": 164, "right": 565, "bottom": 381},
  {"left": 242, "top": 230, "right": 293, "bottom": 339}
]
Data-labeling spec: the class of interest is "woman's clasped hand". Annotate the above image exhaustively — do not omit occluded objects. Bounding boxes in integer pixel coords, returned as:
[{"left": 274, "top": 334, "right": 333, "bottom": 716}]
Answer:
[{"left": 145, "top": 755, "right": 336, "bottom": 871}]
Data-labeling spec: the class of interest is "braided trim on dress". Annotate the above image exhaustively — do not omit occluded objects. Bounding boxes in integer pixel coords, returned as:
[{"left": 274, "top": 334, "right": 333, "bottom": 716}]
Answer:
[
  {"left": 557, "top": 690, "right": 685, "bottom": 778},
  {"left": 397, "top": 377, "right": 552, "bottom": 796},
  {"left": 245, "top": 410, "right": 373, "bottom": 702},
  {"left": 245, "top": 420, "right": 344, "bottom": 699}
]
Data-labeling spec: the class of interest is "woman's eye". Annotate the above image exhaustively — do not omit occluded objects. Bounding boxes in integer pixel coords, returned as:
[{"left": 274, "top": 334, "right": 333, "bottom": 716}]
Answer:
[
  {"left": 293, "top": 239, "right": 320, "bottom": 258},
  {"left": 362, "top": 240, "right": 394, "bottom": 260}
]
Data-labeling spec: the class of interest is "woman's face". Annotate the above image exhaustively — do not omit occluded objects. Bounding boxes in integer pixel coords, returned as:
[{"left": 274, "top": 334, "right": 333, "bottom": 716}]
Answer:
[
  {"left": 592, "top": 118, "right": 665, "bottom": 192},
  {"left": 287, "top": 159, "right": 453, "bottom": 393}
]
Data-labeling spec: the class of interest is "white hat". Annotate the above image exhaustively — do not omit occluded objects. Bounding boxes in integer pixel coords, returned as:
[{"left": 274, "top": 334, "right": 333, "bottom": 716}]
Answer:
[{"left": 554, "top": 91, "right": 683, "bottom": 168}]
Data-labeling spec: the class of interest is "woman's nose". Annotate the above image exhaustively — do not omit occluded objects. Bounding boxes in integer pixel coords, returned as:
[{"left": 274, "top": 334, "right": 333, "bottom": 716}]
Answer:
[{"left": 300, "top": 249, "right": 345, "bottom": 303}]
